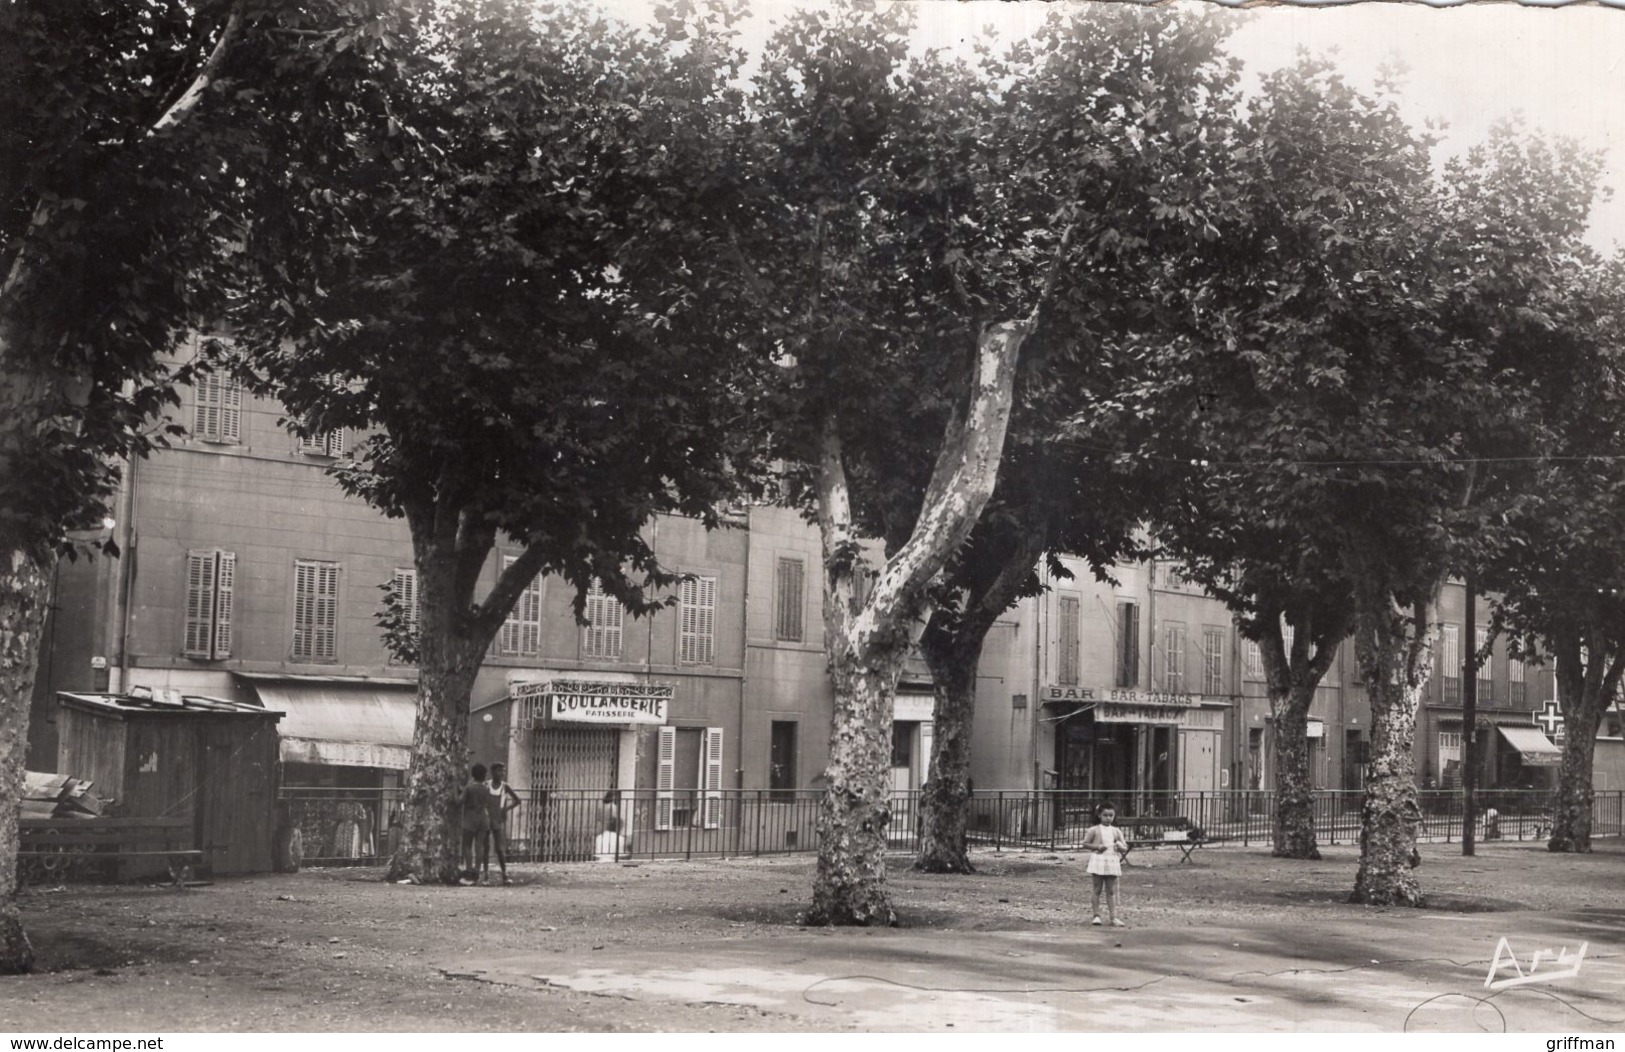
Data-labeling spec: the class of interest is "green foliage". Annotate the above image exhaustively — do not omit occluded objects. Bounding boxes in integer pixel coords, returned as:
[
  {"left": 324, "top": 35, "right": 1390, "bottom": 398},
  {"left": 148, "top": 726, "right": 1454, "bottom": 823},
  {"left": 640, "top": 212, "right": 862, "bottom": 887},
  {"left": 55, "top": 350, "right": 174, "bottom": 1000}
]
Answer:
[{"left": 230, "top": 0, "right": 770, "bottom": 624}]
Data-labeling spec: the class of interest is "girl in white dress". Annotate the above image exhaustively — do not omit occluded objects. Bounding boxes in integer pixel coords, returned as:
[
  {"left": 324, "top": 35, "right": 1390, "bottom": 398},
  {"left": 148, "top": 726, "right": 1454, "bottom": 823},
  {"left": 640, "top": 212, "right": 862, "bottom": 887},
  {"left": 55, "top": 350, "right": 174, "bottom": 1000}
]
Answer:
[{"left": 1082, "top": 803, "right": 1129, "bottom": 927}]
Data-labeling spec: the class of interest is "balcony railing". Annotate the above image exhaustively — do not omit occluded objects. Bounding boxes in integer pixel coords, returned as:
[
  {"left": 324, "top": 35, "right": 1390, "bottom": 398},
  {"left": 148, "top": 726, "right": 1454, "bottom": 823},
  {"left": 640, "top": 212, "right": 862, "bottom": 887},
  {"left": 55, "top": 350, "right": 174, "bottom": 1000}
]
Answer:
[{"left": 276, "top": 786, "right": 1624, "bottom": 865}]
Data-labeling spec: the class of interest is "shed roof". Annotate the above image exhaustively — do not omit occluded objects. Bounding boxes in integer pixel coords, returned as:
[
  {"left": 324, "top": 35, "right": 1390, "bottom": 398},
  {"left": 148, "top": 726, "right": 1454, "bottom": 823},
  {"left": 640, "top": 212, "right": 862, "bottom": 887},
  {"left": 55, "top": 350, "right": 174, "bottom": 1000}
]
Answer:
[{"left": 57, "top": 691, "right": 280, "bottom": 719}]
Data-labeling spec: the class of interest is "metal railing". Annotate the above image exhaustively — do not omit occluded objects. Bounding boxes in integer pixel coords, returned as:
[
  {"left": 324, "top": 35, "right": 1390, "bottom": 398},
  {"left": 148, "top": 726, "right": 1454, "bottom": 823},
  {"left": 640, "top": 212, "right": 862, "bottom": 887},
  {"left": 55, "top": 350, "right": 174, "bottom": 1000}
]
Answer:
[{"left": 276, "top": 786, "right": 1625, "bottom": 866}]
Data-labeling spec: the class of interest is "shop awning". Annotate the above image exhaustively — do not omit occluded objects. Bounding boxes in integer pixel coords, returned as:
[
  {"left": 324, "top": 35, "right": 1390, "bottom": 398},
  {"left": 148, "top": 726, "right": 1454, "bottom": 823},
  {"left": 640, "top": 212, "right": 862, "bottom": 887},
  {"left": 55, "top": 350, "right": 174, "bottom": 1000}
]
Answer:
[
  {"left": 1497, "top": 724, "right": 1563, "bottom": 767},
  {"left": 238, "top": 676, "right": 417, "bottom": 770}
]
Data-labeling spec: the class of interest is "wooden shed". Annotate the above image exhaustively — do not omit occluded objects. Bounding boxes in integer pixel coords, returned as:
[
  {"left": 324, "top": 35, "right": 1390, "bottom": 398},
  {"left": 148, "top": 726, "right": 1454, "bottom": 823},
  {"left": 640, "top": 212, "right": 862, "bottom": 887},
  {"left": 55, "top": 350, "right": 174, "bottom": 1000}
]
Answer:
[{"left": 56, "top": 691, "right": 282, "bottom": 876}]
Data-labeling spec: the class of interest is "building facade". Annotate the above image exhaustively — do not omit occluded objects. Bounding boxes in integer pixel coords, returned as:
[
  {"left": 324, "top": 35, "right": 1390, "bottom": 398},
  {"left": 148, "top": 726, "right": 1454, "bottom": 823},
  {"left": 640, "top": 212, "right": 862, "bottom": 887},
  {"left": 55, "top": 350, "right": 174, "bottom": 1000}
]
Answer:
[{"left": 31, "top": 352, "right": 1614, "bottom": 821}]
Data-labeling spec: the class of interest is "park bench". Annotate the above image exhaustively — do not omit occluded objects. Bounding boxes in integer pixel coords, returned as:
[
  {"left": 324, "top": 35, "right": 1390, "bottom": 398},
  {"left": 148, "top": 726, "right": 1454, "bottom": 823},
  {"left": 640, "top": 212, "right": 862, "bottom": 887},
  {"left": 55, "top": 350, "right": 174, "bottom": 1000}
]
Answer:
[
  {"left": 17, "top": 817, "right": 203, "bottom": 887},
  {"left": 1117, "top": 816, "right": 1214, "bottom": 863}
]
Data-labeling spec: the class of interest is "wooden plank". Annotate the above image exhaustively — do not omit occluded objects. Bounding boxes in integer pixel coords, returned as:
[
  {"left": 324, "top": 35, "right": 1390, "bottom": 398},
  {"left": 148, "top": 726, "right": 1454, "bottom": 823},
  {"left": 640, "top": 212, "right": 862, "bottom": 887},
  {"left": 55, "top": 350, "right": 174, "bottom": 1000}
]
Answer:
[
  {"left": 21, "top": 817, "right": 191, "bottom": 830},
  {"left": 20, "top": 833, "right": 194, "bottom": 847}
]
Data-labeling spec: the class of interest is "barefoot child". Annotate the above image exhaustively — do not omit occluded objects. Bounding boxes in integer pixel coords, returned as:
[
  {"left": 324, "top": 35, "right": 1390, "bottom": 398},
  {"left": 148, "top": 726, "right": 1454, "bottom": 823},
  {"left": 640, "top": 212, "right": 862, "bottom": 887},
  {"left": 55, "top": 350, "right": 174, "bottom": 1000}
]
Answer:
[{"left": 1083, "top": 802, "right": 1129, "bottom": 927}]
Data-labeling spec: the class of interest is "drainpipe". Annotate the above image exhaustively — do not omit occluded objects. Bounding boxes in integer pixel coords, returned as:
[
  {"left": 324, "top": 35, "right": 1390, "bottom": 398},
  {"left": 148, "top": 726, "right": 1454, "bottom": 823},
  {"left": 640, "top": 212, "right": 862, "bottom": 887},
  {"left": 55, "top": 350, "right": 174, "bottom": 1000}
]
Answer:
[
  {"left": 107, "top": 454, "right": 138, "bottom": 694},
  {"left": 737, "top": 506, "right": 749, "bottom": 790}
]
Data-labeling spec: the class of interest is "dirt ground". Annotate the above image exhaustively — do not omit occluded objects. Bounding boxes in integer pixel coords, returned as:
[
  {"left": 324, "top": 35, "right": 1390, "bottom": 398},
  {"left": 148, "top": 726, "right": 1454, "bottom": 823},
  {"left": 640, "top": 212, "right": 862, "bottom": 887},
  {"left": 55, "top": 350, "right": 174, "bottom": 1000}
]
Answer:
[{"left": 3, "top": 837, "right": 1622, "bottom": 1032}]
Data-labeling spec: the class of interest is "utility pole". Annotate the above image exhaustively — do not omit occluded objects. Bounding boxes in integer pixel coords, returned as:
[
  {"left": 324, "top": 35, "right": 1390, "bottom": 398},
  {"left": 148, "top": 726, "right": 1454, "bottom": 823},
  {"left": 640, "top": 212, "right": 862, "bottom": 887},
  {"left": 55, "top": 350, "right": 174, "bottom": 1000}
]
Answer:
[{"left": 1462, "top": 572, "right": 1477, "bottom": 857}]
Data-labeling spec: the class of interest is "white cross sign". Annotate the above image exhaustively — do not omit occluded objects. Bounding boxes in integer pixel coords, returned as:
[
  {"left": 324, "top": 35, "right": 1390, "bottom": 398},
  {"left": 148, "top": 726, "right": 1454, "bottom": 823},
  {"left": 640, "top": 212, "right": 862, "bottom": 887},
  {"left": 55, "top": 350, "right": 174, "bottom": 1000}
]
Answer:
[{"left": 1534, "top": 700, "right": 1565, "bottom": 737}]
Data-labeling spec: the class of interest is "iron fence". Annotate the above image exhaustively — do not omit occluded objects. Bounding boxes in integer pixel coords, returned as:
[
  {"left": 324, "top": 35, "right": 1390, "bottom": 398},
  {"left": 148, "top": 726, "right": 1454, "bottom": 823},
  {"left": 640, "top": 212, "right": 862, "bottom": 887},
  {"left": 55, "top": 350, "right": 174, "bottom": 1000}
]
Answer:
[{"left": 276, "top": 786, "right": 1625, "bottom": 866}]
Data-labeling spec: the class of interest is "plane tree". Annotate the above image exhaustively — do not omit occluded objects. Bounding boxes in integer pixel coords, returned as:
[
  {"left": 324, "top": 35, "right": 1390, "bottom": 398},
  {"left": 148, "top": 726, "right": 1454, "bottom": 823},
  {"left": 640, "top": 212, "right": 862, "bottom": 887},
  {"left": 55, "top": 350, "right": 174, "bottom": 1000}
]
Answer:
[
  {"left": 0, "top": 0, "right": 407, "bottom": 974},
  {"left": 1133, "top": 67, "right": 1603, "bottom": 902},
  {"left": 909, "top": 5, "right": 1242, "bottom": 874},
  {"left": 228, "top": 0, "right": 773, "bottom": 884}
]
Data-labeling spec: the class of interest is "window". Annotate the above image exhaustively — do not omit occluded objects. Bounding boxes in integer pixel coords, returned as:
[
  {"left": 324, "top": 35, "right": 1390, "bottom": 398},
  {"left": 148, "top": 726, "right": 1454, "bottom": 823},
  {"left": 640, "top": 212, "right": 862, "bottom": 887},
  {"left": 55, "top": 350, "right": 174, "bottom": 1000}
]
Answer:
[
  {"left": 292, "top": 560, "right": 340, "bottom": 662},
  {"left": 679, "top": 576, "right": 717, "bottom": 665},
  {"left": 1441, "top": 624, "right": 1461, "bottom": 704},
  {"left": 582, "top": 578, "right": 623, "bottom": 660},
  {"left": 498, "top": 556, "right": 543, "bottom": 656},
  {"left": 183, "top": 550, "right": 235, "bottom": 660},
  {"left": 193, "top": 371, "right": 243, "bottom": 443},
  {"left": 774, "top": 558, "right": 805, "bottom": 643},
  {"left": 770, "top": 721, "right": 798, "bottom": 801},
  {"left": 389, "top": 568, "right": 419, "bottom": 665},
  {"left": 1281, "top": 623, "right": 1296, "bottom": 662},
  {"left": 1057, "top": 595, "right": 1081, "bottom": 686},
  {"left": 1115, "top": 601, "right": 1139, "bottom": 688},
  {"left": 297, "top": 428, "right": 347, "bottom": 458},
  {"left": 1244, "top": 639, "right": 1263, "bottom": 681},
  {"left": 1475, "top": 626, "right": 1494, "bottom": 702},
  {"left": 1438, "top": 730, "right": 1463, "bottom": 788},
  {"left": 1509, "top": 653, "right": 1527, "bottom": 705},
  {"left": 1202, "top": 626, "right": 1225, "bottom": 696},
  {"left": 1164, "top": 623, "right": 1186, "bottom": 693},
  {"left": 656, "top": 726, "right": 724, "bottom": 830}
]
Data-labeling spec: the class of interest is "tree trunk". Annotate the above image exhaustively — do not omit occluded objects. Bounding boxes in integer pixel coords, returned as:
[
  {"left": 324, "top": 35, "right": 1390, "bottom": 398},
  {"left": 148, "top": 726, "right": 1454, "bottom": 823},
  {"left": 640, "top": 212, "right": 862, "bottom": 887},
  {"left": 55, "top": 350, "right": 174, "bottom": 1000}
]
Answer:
[
  {"left": 808, "top": 319, "right": 1026, "bottom": 925},
  {"left": 0, "top": 549, "right": 53, "bottom": 974},
  {"left": 915, "top": 636, "right": 979, "bottom": 874},
  {"left": 810, "top": 649, "right": 905, "bottom": 925},
  {"left": 1549, "top": 704, "right": 1602, "bottom": 853},
  {"left": 1347, "top": 572, "right": 1435, "bottom": 907},
  {"left": 1270, "top": 693, "right": 1319, "bottom": 860},
  {"left": 384, "top": 548, "right": 486, "bottom": 885}
]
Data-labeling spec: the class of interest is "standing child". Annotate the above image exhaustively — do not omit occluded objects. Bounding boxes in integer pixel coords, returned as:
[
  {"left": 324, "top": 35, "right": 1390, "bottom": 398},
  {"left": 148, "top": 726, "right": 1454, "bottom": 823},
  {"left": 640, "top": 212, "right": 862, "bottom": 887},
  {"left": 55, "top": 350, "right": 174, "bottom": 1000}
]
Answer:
[
  {"left": 1082, "top": 802, "right": 1129, "bottom": 927},
  {"left": 460, "top": 763, "right": 491, "bottom": 884},
  {"left": 485, "top": 762, "right": 521, "bottom": 885}
]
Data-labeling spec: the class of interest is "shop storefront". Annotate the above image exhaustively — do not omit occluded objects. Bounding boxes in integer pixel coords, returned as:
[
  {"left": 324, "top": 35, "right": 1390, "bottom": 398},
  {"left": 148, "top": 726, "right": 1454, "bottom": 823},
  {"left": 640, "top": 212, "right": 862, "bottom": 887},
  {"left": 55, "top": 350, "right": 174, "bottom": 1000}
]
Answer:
[{"left": 1043, "top": 685, "right": 1223, "bottom": 808}]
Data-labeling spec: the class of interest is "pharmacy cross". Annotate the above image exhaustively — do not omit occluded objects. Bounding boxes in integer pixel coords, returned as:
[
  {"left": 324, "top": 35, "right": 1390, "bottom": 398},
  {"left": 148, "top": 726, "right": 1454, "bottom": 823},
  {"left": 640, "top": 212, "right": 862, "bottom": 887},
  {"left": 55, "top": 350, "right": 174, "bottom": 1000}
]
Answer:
[{"left": 1534, "top": 700, "right": 1564, "bottom": 737}]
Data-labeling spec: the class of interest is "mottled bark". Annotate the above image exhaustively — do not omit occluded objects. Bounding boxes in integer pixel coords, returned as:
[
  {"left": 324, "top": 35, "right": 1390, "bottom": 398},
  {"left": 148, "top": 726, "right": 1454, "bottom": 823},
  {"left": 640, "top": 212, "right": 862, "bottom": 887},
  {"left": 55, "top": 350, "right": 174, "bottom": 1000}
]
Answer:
[
  {"left": 1546, "top": 625, "right": 1623, "bottom": 853},
  {"left": 915, "top": 638, "right": 978, "bottom": 874},
  {"left": 1270, "top": 701, "right": 1318, "bottom": 860},
  {"left": 1549, "top": 708, "right": 1602, "bottom": 853},
  {"left": 811, "top": 650, "right": 906, "bottom": 925},
  {"left": 1347, "top": 563, "right": 1436, "bottom": 907},
  {"left": 0, "top": 549, "right": 52, "bottom": 973},
  {"left": 384, "top": 526, "right": 508, "bottom": 885}
]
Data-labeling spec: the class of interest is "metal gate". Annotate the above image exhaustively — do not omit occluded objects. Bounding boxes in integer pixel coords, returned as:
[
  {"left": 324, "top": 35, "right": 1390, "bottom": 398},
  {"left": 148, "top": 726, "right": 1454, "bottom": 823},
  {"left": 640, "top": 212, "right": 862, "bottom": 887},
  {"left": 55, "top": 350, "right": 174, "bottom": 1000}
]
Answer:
[{"left": 527, "top": 726, "right": 619, "bottom": 861}]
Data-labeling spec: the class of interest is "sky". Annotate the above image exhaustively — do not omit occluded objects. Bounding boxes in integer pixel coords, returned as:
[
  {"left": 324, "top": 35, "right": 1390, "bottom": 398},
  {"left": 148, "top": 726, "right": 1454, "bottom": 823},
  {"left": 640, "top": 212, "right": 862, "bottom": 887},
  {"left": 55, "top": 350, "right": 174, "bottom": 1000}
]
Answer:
[{"left": 597, "top": 0, "right": 1625, "bottom": 253}]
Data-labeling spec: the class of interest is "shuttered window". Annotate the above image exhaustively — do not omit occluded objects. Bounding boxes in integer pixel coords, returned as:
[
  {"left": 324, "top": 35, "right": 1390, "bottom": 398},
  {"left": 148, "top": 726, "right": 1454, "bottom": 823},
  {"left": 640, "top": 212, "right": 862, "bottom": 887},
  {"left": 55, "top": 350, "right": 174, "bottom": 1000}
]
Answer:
[
  {"left": 679, "top": 576, "right": 717, "bottom": 665},
  {"left": 1165, "top": 622, "right": 1186, "bottom": 693},
  {"left": 1476, "top": 626, "right": 1495, "bottom": 702},
  {"left": 582, "top": 579, "right": 623, "bottom": 660},
  {"left": 183, "top": 550, "right": 235, "bottom": 660},
  {"left": 1057, "top": 596, "right": 1080, "bottom": 686},
  {"left": 292, "top": 560, "right": 340, "bottom": 662},
  {"left": 1509, "top": 653, "right": 1527, "bottom": 705},
  {"left": 390, "top": 568, "right": 419, "bottom": 665},
  {"left": 297, "top": 428, "right": 346, "bottom": 457},
  {"left": 498, "top": 555, "right": 543, "bottom": 656},
  {"left": 1441, "top": 624, "right": 1461, "bottom": 704},
  {"left": 194, "top": 371, "right": 243, "bottom": 443},
  {"left": 1115, "top": 601, "right": 1139, "bottom": 688},
  {"left": 774, "top": 558, "right": 805, "bottom": 643},
  {"left": 1202, "top": 626, "right": 1225, "bottom": 696},
  {"left": 656, "top": 726, "right": 725, "bottom": 831}
]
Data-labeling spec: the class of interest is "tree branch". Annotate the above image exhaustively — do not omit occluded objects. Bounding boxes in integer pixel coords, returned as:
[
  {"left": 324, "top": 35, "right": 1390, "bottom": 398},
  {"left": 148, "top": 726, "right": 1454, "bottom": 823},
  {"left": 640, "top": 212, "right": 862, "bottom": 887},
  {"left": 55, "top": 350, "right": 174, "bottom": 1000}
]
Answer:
[{"left": 147, "top": 5, "right": 244, "bottom": 138}]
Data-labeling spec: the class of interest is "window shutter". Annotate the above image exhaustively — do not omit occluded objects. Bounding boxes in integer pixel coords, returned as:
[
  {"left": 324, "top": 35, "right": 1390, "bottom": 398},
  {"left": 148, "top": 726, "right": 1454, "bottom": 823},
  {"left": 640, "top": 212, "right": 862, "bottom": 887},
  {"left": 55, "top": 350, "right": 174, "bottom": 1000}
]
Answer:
[
  {"left": 1058, "top": 596, "right": 1080, "bottom": 685},
  {"left": 220, "top": 376, "right": 242, "bottom": 442},
  {"left": 394, "top": 568, "right": 420, "bottom": 636},
  {"left": 213, "top": 552, "right": 235, "bottom": 658},
  {"left": 318, "top": 563, "right": 339, "bottom": 661},
  {"left": 775, "top": 558, "right": 804, "bottom": 642},
  {"left": 327, "top": 428, "right": 346, "bottom": 457},
  {"left": 520, "top": 574, "right": 541, "bottom": 655},
  {"left": 699, "top": 577, "right": 715, "bottom": 664},
  {"left": 183, "top": 552, "right": 215, "bottom": 657},
  {"left": 679, "top": 579, "right": 697, "bottom": 663},
  {"left": 655, "top": 726, "right": 676, "bottom": 831},
  {"left": 499, "top": 556, "right": 521, "bottom": 654},
  {"left": 701, "top": 727, "right": 724, "bottom": 829},
  {"left": 292, "top": 561, "right": 312, "bottom": 658}
]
